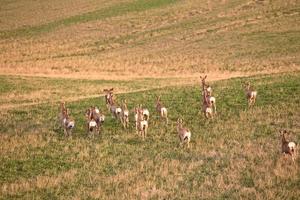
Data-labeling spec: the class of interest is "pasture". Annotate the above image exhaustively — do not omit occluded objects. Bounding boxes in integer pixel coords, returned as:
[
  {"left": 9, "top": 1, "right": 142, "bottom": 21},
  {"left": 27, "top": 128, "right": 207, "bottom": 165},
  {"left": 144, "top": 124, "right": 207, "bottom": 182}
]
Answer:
[
  {"left": 0, "top": 72, "right": 299, "bottom": 199},
  {"left": 1, "top": 0, "right": 300, "bottom": 199}
]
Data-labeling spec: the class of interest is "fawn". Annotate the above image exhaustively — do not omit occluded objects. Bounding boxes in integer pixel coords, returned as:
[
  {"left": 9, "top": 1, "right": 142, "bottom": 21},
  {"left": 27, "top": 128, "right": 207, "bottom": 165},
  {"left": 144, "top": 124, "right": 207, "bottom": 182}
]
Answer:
[
  {"left": 177, "top": 118, "right": 191, "bottom": 148},
  {"left": 155, "top": 96, "right": 168, "bottom": 124}
]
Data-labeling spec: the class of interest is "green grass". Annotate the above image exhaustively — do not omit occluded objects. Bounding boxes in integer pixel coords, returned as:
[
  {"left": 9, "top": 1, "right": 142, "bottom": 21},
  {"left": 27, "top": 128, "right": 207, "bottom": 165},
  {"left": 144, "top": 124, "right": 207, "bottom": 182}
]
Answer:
[
  {"left": 0, "top": 72, "right": 300, "bottom": 199},
  {"left": 0, "top": 75, "right": 182, "bottom": 106}
]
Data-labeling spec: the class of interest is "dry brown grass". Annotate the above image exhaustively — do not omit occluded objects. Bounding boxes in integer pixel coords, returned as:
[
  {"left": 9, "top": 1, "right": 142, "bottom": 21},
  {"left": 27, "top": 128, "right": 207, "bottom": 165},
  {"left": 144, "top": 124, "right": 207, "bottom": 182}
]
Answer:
[
  {"left": 0, "top": 169, "right": 77, "bottom": 196},
  {"left": 0, "top": 133, "right": 47, "bottom": 157},
  {"left": 0, "top": 0, "right": 130, "bottom": 30},
  {"left": 1, "top": 0, "right": 299, "bottom": 79},
  {"left": 0, "top": 72, "right": 299, "bottom": 199}
]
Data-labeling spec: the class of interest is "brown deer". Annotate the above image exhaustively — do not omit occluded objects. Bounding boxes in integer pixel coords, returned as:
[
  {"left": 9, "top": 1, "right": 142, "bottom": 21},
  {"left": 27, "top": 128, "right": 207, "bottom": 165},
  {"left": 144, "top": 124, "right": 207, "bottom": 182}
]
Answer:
[
  {"left": 280, "top": 130, "right": 297, "bottom": 163},
  {"left": 121, "top": 100, "right": 129, "bottom": 129},
  {"left": 243, "top": 82, "right": 257, "bottom": 107},
  {"left": 136, "top": 106, "right": 148, "bottom": 140},
  {"left": 155, "top": 96, "right": 168, "bottom": 124},
  {"left": 177, "top": 118, "right": 191, "bottom": 148},
  {"left": 62, "top": 108, "right": 75, "bottom": 137},
  {"left": 200, "top": 75, "right": 216, "bottom": 118},
  {"left": 85, "top": 108, "right": 96, "bottom": 137},
  {"left": 107, "top": 94, "right": 122, "bottom": 121},
  {"left": 103, "top": 88, "right": 114, "bottom": 110}
]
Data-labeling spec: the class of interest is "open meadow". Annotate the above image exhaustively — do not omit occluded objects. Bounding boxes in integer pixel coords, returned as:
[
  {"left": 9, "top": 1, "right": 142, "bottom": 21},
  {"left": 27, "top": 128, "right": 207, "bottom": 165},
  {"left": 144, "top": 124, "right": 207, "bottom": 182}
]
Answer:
[{"left": 0, "top": 0, "right": 300, "bottom": 199}]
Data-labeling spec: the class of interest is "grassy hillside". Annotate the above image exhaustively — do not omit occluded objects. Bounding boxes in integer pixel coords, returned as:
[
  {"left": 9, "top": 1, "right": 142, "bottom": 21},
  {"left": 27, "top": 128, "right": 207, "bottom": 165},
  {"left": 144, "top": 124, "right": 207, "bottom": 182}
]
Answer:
[
  {"left": 0, "top": 72, "right": 299, "bottom": 199},
  {"left": 0, "top": 0, "right": 300, "bottom": 199},
  {"left": 0, "top": 0, "right": 299, "bottom": 78}
]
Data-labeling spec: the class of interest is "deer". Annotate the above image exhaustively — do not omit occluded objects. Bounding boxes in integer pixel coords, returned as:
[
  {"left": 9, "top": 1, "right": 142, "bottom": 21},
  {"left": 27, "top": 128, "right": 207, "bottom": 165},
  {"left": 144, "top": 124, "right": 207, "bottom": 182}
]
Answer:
[
  {"left": 136, "top": 106, "right": 148, "bottom": 140},
  {"left": 243, "top": 82, "right": 257, "bottom": 107},
  {"left": 107, "top": 94, "right": 122, "bottom": 121},
  {"left": 121, "top": 100, "right": 129, "bottom": 129},
  {"left": 103, "top": 88, "right": 114, "bottom": 110},
  {"left": 280, "top": 130, "right": 297, "bottom": 163},
  {"left": 200, "top": 75, "right": 216, "bottom": 117},
  {"left": 134, "top": 105, "right": 149, "bottom": 134},
  {"left": 86, "top": 106, "right": 105, "bottom": 136},
  {"left": 200, "top": 75, "right": 212, "bottom": 95},
  {"left": 202, "top": 97, "right": 213, "bottom": 119},
  {"left": 177, "top": 118, "right": 191, "bottom": 148},
  {"left": 58, "top": 101, "right": 67, "bottom": 127},
  {"left": 85, "top": 108, "right": 96, "bottom": 137},
  {"left": 141, "top": 105, "right": 150, "bottom": 121},
  {"left": 155, "top": 96, "right": 168, "bottom": 124},
  {"left": 62, "top": 108, "right": 75, "bottom": 137},
  {"left": 91, "top": 106, "right": 105, "bottom": 133}
]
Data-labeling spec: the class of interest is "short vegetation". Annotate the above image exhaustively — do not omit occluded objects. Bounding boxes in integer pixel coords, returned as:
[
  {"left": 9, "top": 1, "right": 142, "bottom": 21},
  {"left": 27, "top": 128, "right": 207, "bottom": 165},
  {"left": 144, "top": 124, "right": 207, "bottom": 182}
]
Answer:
[{"left": 0, "top": 72, "right": 299, "bottom": 199}]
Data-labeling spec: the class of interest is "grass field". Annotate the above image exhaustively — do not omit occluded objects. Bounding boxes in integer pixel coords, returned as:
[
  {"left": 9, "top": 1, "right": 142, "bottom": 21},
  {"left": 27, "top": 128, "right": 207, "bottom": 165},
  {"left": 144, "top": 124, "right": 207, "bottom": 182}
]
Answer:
[
  {"left": 1, "top": 0, "right": 300, "bottom": 199},
  {"left": 0, "top": 72, "right": 299, "bottom": 199},
  {"left": 0, "top": 0, "right": 299, "bottom": 78}
]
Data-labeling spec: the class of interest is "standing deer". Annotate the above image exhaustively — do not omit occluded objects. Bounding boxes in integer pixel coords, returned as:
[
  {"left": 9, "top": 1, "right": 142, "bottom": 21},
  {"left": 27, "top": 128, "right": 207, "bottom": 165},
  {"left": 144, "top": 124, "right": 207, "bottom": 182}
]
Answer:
[
  {"left": 280, "top": 130, "right": 297, "bottom": 163},
  {"left": 85, "top": 106, "right": 105, "bottom": 137},
  {"left": 143, "top": 108, "right": 150, "bottom": 121},
  {"left": 136, "top": 106, "right": 148, "bottom": 140},
  {"left": 244, "top": 82, "right": 257, "bottom": 107},
  {"left": 103, "top": 88, "right": 114, "bottom": 110},
  {"left": 177, "top": 118, "right": 191, "bottom": 148},
  {"left": 155, "top": 96, "right": 168, "bottom": 124},
  {"left": 85, "top": 108, "right": 96, "bottom": 137},
  {"left": 62, "top": 108, "right": 75, "bottom": 137},
  {"left": 200, "top": 75, "right": 216, "bottom": 118},
  {"left": 107, "top": 94, "right": 122, "bottom": 121},
  {"left": 200, "top": 75, "right": 212, "bottom": 95},
  {"left": 92, "top": 106, "right": 105, "bottom": 133},
  {"left": 121, "top": 100, "right": 129, "bottom": 129}
]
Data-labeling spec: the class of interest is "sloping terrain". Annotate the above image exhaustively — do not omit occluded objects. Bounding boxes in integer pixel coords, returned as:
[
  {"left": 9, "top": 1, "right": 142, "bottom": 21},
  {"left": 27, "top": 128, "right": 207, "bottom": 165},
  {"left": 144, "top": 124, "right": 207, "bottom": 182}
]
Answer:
[
  {"left": 0, "top": 0, "right": 299, "bottom": 78},
  {"left": 0, "top": 1, "right": 300, "bottom": 199},
  {"left": 0, "top": 72, "right": 299, "bottom": 199}
]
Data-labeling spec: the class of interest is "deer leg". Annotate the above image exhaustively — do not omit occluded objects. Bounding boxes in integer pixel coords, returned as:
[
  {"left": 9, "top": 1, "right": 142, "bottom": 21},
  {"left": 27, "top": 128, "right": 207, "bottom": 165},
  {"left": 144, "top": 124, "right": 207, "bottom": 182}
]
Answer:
[
  {"left": 64, "top": 128, "right": 67, "bottom": 137},
  {"left": 205, "top": 111, "right": 210, "bottom": 119},
  {"left": 291, "top": 154, "right": 295, "bottom": 164},
  {"left": 86, "top": 123, "right": 90, "bottom": 135},
  {"left": 136, "top": 122, "right": 139, "bottom": 134},
  {"left": 214, "top": 103, "right": 217, "bottom": 114}
]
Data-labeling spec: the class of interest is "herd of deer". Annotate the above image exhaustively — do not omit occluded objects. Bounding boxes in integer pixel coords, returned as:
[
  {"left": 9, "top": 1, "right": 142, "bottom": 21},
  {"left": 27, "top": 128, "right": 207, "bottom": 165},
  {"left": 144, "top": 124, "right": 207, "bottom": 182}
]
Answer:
[{"left": 58, "top": 76, "right": 297, "bottom": 162}]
